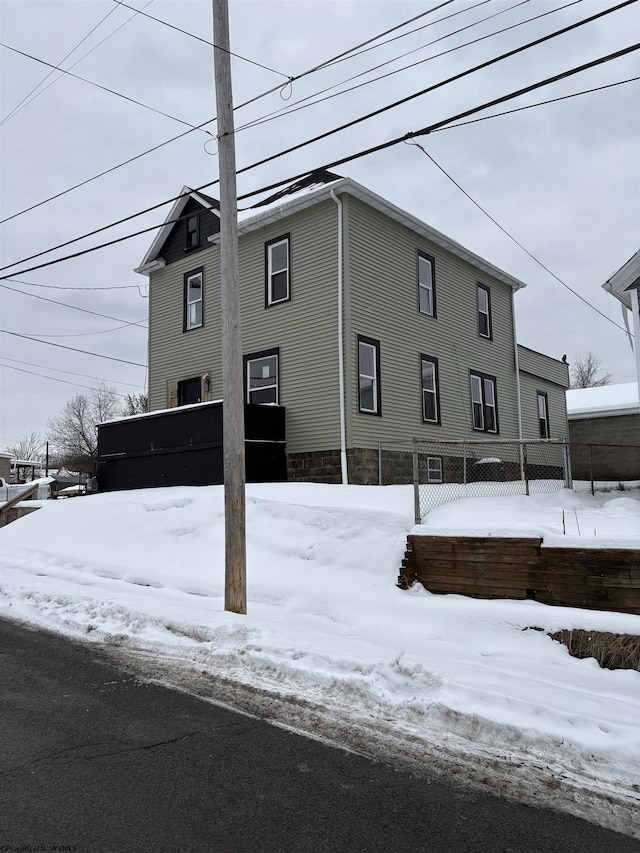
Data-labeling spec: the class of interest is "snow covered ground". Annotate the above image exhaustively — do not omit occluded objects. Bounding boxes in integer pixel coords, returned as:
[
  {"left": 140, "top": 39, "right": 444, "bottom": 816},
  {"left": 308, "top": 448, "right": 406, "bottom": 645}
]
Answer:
[{"left": 1, "top": 483, "right": 639, "bottom": 836}]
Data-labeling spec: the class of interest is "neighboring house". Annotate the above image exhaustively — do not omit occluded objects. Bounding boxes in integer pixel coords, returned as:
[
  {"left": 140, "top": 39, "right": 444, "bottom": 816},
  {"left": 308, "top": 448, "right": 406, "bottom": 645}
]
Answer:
[
  {"left": 0, "top": 453, "right": 12, "bottom": 483},
  {"left": 135, "top": 171, "right": 568, "bottom": 484},
  {"left": 566, "top": 383, "right": 640, "bottom": 481}
]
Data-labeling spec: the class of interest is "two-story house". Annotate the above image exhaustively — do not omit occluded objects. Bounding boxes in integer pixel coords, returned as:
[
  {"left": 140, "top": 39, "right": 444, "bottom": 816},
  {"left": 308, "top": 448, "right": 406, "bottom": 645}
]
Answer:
[{"left": 134, "top": 171, "right": 569, "bottom": 484}]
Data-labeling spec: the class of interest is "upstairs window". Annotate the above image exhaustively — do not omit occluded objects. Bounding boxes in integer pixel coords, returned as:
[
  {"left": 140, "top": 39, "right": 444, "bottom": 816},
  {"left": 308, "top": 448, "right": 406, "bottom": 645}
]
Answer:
[
  {"left": 245, "top": 348, "right": 279, "bottom": 405},
  {"left": 538, "top": 391, "right": 550, "bottom": 438},
  {"left": 186, "top": 214, "right": 199, "bottom": 249},
  {"left": 184, "top": 269, "right": 203, "bottom": 331},
  {"left": 266, "top": 235, "right": 290, "bottom": 305},
  {"left": 358, "top": 336, "right": 381, "bottom": 415},
  {"left": 418, "top": 251, "right": 436, "bottom": 317},
  {"left": 420, "top": 355, "right": 440, "bottom": 424},
  {"left": 477, "top": 284, "right": 492, "bottom": 338},
  {"left": 470, "top": 371, "right": 498, "bottom": 433}
]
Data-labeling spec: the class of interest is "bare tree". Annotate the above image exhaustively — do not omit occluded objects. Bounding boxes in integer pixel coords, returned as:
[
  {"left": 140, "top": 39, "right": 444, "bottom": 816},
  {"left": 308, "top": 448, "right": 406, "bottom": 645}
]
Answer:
[
  {"left": 47, "top": 382, "right": 120, "bottom": 474},
  {"left": 570, "top": 352, "right": 612, "bottom": 389},
  {"left": 4, "top": 431, "right": 45, "bottom": 461},
  {"left": 122, "top": 393, "right": 149, "bottom": 416}
]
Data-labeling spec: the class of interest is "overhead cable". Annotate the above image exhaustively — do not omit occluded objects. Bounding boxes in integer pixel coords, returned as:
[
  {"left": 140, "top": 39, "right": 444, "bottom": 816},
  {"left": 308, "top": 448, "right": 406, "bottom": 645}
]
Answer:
[
  {"left": 1, "top": 0, "right": 635, "bottom": 277},
  {"left": 0, "top": 0, "right": 460, "bottom": 225},
  {"left": 0, "top": 329, "right": 147, "bottom": 367}
]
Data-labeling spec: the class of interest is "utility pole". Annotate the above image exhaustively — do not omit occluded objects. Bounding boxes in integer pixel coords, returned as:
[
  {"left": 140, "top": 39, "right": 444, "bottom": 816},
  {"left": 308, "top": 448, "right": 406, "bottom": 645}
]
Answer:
[{"left": 213, "top": 0, "right": 246, "bottom": 614}]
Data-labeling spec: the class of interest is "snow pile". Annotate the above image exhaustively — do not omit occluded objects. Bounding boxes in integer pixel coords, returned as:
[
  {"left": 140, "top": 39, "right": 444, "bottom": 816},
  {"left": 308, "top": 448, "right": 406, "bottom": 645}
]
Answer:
[{"left": 1, "top": 483, "right": 639, "bottom": 835}]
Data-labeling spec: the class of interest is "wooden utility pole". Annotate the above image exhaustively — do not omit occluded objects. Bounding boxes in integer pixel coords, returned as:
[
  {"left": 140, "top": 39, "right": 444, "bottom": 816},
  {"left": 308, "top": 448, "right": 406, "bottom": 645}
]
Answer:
[{"left": 213, "top": 0, "right": 246, "bottom": 614}]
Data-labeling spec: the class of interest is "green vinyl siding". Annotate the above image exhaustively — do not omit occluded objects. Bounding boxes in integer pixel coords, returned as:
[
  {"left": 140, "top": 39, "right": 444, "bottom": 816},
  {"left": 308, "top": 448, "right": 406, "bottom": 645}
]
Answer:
[
  {"left": 516, "top": 346, "right": 569, "bottom": 440},
  {"left": 342, "top": 195, "right": 519, "bottom": 449},
  {"left": 148, "top": 199, "right": 342, "bottom": 454}
]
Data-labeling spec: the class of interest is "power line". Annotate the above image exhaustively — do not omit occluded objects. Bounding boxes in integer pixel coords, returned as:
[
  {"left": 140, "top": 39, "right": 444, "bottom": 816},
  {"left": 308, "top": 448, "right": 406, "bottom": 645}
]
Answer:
[
  {"left": 0, "top": 329, "right": 147, "bottom": 367},
  {"left": 5, "top": 277, "right": 142, "bottom": 291},
  {"left": 0, "top": 356, "right": 145, "bottom": 387},
  {"left": 1, "top": 43, "right": 637, "bottom": 282},
  {"left": 405, "top": 141, "right": 632, "bottom": 335},
  {"left": 431, "top": 76, "right": 639, "bottom": 132},
  {"left": 2, "top": 0, "right": 156, "bottom": 126},
  {"left": 0, "top": 0, "right": 458, "bottom": 226},
  {"left": 0, "top": 283, "right": 147, "bottom": 327},
  {"left": 8, "top": 323, "right": 148, "bottom": 338},
  {"left": 1, "top": 2, "right": 121, "bottom": 125},
  {"left": 0, "top": 41, "right": 215, "bottom": 136},
  {"left": 0, "top": 362, "right": 134, "bottom": 398},
  {"left": 1, "top": 0, "right": 635, "bottom": 277},
  {"left": 112, "top": 0, "right": 289, "bottom": 78},
  {"left": 236, "top": 0, "right": 579, "bottom": 136}
]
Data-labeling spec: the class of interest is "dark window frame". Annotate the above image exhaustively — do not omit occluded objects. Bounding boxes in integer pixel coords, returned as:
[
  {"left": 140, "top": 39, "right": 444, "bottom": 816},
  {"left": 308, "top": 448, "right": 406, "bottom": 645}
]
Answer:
[
  {"left": 244, "top": 347, "right": 280, "bottom": 406},
  {"left": 177, "top": 375, "right": 203, "bottom": 406},
  {"left": 186, "top": 213, "right": 200, "bottom": 249},
  {"left": 417, "top": 250, "right": 437, "bottom": 318},
  {"left": 477, "top": 283, "right": 492, "bottom": 339},
  {"left": 265, "top": 234, "right": 291, "bottom": 307},
  {"left": 357, "top": 335, "right": 382, "bottom": 416},
  {"left": 537, "top": 390, "right": 550, "bottom": 438},
  {"left": 420, "top": 354, "right": 441, "bottom": 425},
  {"left": 183, "top": 267, "right": 204, "bottom": 332},
  {"left": 470, "top": 370, "right": 499, "bottom": 434}
]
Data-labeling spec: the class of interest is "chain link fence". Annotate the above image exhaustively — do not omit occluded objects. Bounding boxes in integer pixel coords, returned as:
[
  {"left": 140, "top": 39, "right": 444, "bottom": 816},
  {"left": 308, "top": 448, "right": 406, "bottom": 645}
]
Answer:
[
  {"left": 379, "top": 439, "right": 574, "bottom": 523},
  {"left": 379, "top": 438, "right": 640, "bottom": 523}
]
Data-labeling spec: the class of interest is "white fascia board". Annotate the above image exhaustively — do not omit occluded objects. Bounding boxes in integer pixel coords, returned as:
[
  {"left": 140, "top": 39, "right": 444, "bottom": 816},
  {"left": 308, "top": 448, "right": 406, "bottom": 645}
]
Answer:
[
  {"left": 216, "top": 178, "right": 526, "bottom": 292},
  {"left": 135, "top": 187, "right": 220, "bottom": 274},
  {"left": 602, "top": 250, "right": 640, "bottom": 310}
]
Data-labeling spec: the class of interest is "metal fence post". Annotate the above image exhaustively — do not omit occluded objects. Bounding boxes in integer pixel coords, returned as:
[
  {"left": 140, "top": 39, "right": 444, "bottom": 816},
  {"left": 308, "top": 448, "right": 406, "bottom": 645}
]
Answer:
[
  {"left": 523, "top": 442, "right": 530, "bottom": 496},
  {"left": 563, "top": 440, "right": 572, "bottom": 489},
  {"left": 589, "top": 444, "right": 594, "bottom": 496},
  {"left": 463, "top": 442, "right": 467, "bottom": 485},
  {"left": 412, "top": 438, "right": 421, "bottom": 525},
  {"left": 378, "top": 440, "right": 382, "bottom": 486}
]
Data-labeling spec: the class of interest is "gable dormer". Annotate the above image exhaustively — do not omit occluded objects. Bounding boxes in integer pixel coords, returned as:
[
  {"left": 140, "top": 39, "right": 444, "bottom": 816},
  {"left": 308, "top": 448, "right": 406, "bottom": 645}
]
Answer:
[{"left": 135, "top": 187, "right": 220, "bottom": 274}]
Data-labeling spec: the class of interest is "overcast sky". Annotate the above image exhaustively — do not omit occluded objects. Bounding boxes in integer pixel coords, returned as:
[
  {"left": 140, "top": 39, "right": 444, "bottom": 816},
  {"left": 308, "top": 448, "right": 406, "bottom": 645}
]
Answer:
[{"left": 1, "top": 0, "right": 638, "bottom": 450}]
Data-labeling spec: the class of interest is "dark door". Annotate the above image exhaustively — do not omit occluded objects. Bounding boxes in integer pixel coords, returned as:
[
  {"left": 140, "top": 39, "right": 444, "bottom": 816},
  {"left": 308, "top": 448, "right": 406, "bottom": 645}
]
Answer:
[{"left": 178, "top": 377, "right": 201, "bottom": 406}]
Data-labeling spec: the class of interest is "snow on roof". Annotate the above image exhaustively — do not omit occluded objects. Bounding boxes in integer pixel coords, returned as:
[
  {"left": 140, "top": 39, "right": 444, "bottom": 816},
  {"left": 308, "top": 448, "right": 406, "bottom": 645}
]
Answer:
[{"left": 566, "top": 382, "right": 639, "bottom": 419}]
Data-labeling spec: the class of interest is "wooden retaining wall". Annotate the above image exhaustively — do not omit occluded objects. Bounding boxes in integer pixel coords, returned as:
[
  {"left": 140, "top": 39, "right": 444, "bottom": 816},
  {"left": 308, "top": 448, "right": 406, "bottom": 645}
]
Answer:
[{"left": 399, "top": 536, "right": 640, "bottom": 615}]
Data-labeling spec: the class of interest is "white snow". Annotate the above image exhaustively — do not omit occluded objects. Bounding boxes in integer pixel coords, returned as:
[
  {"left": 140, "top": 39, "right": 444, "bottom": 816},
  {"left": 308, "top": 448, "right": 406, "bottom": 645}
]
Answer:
[
  {"left": 1, "top": 483, "right": 639, "bottom": 835},
  {"left": 566, "top": 382, "right": 639, "bottom": 418}
]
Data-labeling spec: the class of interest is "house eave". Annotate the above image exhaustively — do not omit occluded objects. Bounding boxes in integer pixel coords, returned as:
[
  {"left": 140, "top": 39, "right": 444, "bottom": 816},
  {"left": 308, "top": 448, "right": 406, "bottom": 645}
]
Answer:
[
  {"left": 602, "top": 250, "right": 640, "bottom": 310},
  {"left": 217, "top": 178, "right": 526, "bottom": 291},
  {"left": 134, "top": 258, "right": 166, "bottom": 276}
]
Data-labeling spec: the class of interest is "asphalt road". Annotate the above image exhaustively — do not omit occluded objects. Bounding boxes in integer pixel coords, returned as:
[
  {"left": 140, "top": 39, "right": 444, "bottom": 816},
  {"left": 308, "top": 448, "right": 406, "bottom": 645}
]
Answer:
[{"left": 0, "top": 617, "right": 637, "bottom": 853}]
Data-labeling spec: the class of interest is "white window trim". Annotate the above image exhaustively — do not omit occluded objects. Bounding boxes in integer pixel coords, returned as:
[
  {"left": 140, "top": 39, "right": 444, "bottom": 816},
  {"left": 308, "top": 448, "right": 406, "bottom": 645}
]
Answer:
[
  {"left": 478, "top": 284, "right": 491, "bottom": 338},
  {"left": 246, "top": 352, "right": 279, "bottom": 405},
  {"left": 538, "top": 391, "right": 550, "bottom": 438},
  {"left": 185, "top": 270, "right": 203, "bottom": 331},
  {"left": 358, "top": 338, "right": 380, "bottom": 414},
  {"left": 418, "top": 252, "right": 435, "bottom": 317},
  {"left": 470, "top": 372, "right": 498, "bottom": 433},
  {"left": 427, "top": 456, "right": 443, "bottom": 484},
  {"left": 420, "top": 355, "right": 439, "bottom": 424},
  {"left": 267, "top": 237, "right": 290, "bottom": 305}
]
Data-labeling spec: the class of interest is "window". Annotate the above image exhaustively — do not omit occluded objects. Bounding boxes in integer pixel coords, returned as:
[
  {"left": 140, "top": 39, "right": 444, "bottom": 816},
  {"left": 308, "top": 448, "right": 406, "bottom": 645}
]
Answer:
[
  {"left": 477, "top": 284, "right": 492, "bottom": 338},
  {"left": 266, "top": 235, "right": 290, "bottom": 305},
  {"left": 184, "top": 269, "right": 203, "bottom": 331},
  {"left": 427, "top": 456, "right": 443, "bottom": 484},
  {"left": 178, "top": 376, "right": 202, "bottom": 406},
  {"left": 186, "top": 214, "right": 199, "bottom": 249},
  {"left": 420, "top": 355, "right": 440, "bottom": 424},
  {"left": 418, "top": 251, "right": 436, "bottom": 317},
  {"left": 245, "top": 348, "right": 279, "bottom": 405},
  {"left": 470, "top": 371, "right": 498, "bottom": 433},
  {"left": 538, "top": 391, "right": 550, "bottom": 438},
  {"left": 358, "top": 336, "right": 381, "bottom": 415}
]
